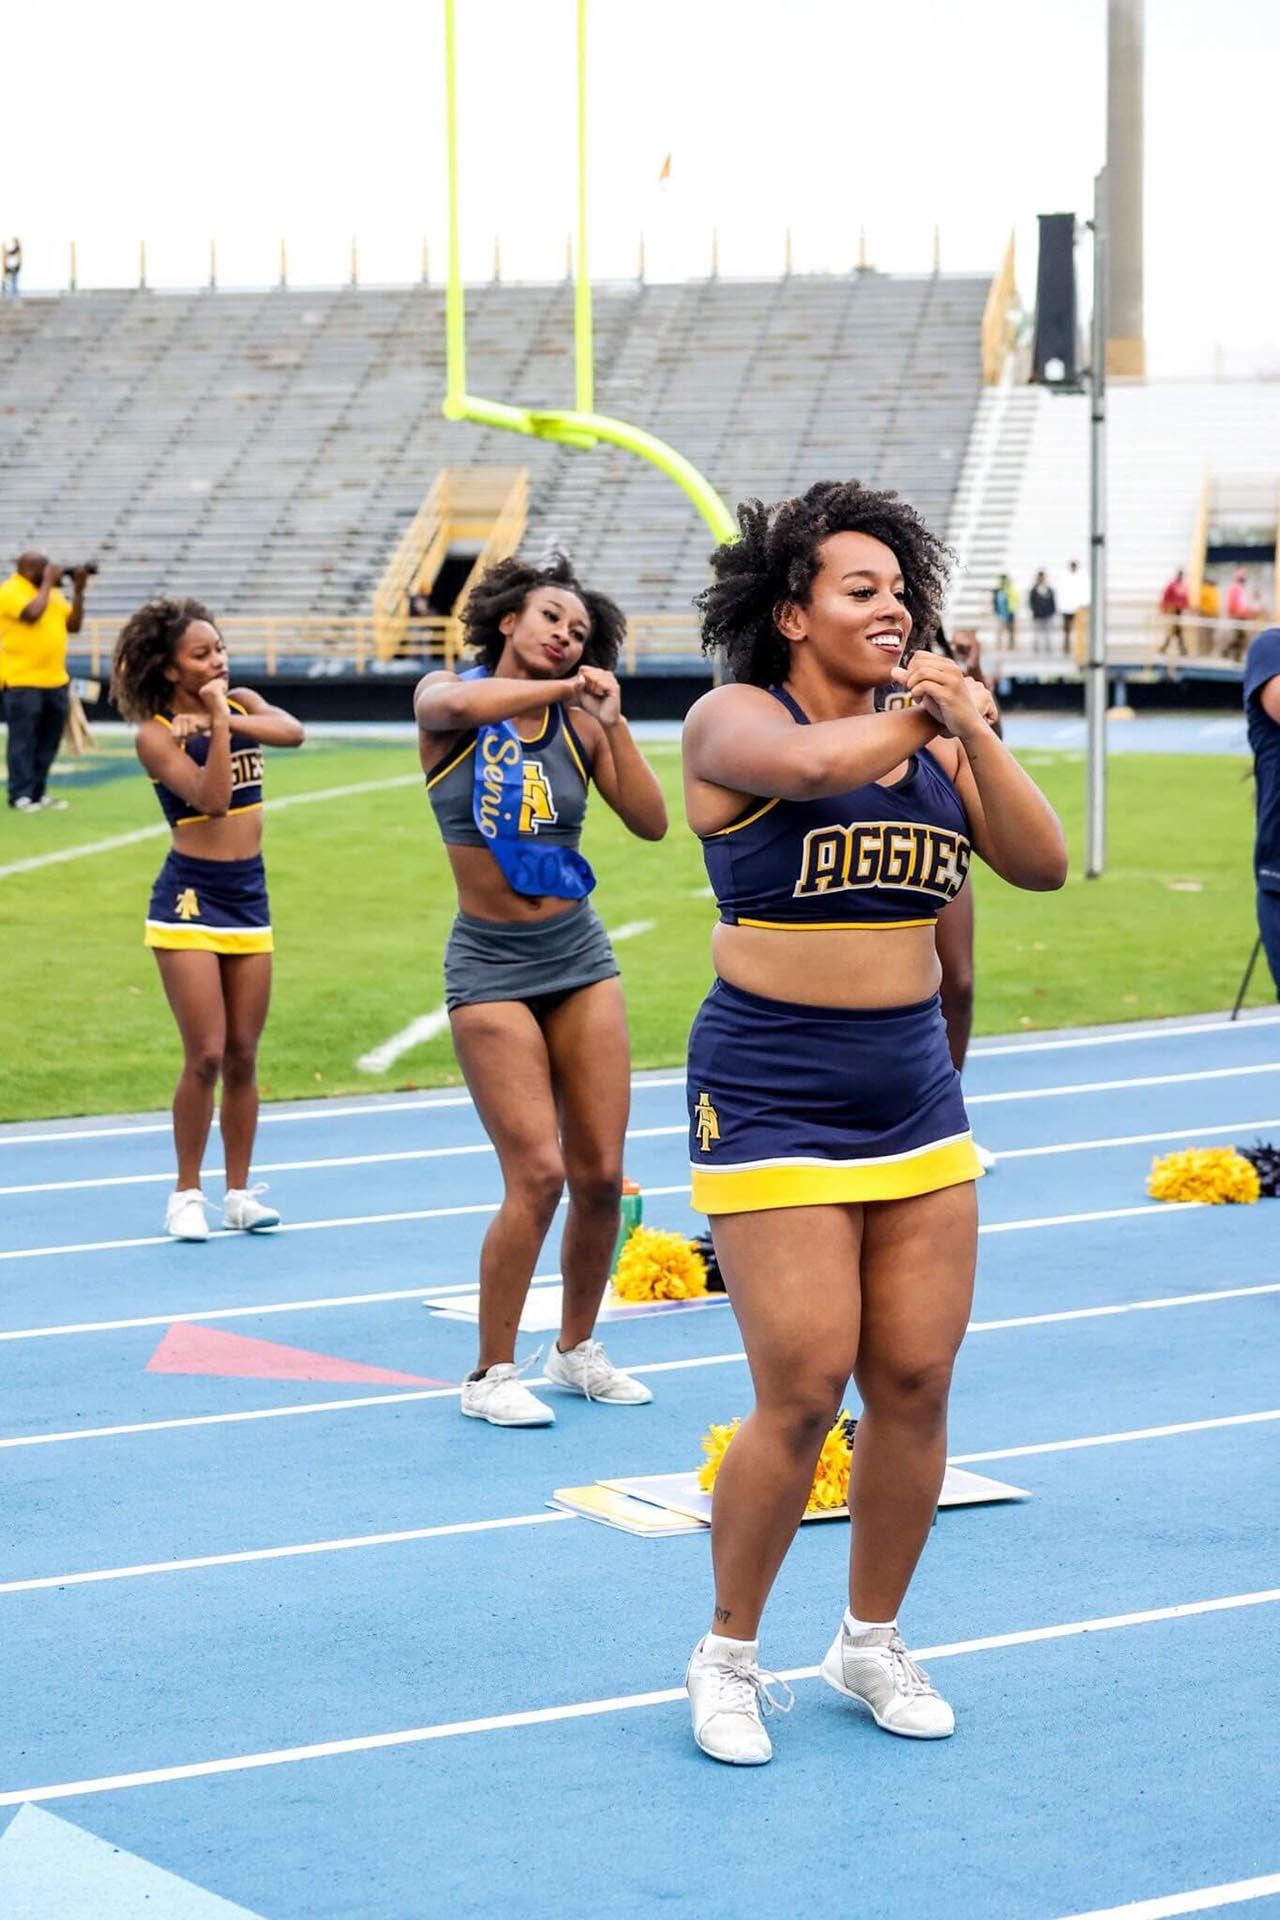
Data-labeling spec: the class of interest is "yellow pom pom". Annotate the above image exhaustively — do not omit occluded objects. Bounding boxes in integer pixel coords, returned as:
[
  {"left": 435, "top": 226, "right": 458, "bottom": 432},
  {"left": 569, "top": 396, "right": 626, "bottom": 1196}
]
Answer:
[
  {"left": 808, "top": 1412, "right": 857, "bottom": 1512},
  {"left": 1148, "top": 1147, "right": 1261, "bottom": 1206},
  {"left": 610, "top": 1226, "right": 709, "bottom": 1303},
  {"left": 696, "top": 1411, "right": 856, "bottom": 1510},
  {"left": 696, "top": 1418, "right": 741, "bottom": 1492}
]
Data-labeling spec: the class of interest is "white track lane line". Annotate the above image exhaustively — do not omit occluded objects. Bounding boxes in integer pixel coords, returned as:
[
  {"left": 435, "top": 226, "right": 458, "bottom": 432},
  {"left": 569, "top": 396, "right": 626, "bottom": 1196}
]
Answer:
[
  {"left": 0, "top": 1273, "right": 562, "bottom": 1342},
  {"left": 2, "top": 1304, "right": 1275, "bottom": 1454},
  {"left": 7, "top": 1056, "right": 1278, "bottom": 1152},
  {"left": 1, "top": 1268, "right": 1275, "bottom": 1349},
  {"left": 968, "top": 1013, "right": 1280, "bottom": 1059},
  {"left": 0, "top": 1077, "right": 689, "bottom": 1148},
  {"left": 3, "top": 1586, "right": 1276, "bottom": 1806},
  {"left": 4, "top": 1391, "right": 1274, "bottom": 1597},
  {"left": 949, "top": 1408, "right": 1280, "bottom": 1466},
  {"left": 1056, "top": 1872, "right": 1280, "bottom": 1919},
  {"left": 0, "top": 774, "right": 423, "bottom": 881},
  {"left": 0, "top": 1126, "right": 687, "bottom": 1198},
  {"left": 0, "top": 1194, "right": 1204, "bottom": 1269},
  {"left": 0, "top": 1511, "right": 577, "bottom": 1596},
  {"left": 9, "top": 1114, "right": 1280, "bottom": 1200},
  {"left": 968, "top": 1063, "right": 1280, "bottom": 1106}
]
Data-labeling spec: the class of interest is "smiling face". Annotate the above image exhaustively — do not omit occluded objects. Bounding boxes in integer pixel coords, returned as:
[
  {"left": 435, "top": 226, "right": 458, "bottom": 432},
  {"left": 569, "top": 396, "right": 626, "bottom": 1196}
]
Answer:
[
  {"left": 165, "top": 618, "right": 228, "bottom": 699},
  {"left": 499, "top": 585, "right": 590, "bottom": 678},
  {"left": 776, "top": 530, "right": 912, "bottom": 693}
]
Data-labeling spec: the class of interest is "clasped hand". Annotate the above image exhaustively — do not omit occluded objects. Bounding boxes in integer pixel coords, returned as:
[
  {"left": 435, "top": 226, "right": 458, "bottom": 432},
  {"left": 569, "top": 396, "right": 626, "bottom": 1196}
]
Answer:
[
  {"left": 891, "top": 655, "right": 993, "bottom": 739},
  {"left": 564, "top": 665, "right": 621, "bottom": 726}
]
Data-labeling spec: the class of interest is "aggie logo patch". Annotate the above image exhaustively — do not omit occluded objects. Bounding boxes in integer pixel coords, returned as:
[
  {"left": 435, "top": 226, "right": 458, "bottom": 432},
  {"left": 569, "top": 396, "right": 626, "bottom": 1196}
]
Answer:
[{"left": 694, "top": 1092, "right": 720, "bottom": 1153}]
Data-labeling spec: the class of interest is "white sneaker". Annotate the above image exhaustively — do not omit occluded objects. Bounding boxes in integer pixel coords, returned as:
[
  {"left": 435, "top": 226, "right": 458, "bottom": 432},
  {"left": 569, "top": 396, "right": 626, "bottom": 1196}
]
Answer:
[
  {"left": 975, "top": 1142, "right": 998, "bottom": 1173},
  {"left": 165, "top": 1189, "right": 210, "bottom": 1242},
  {"left": 820, "top": 1624, "right": 955, "bottom": 1738},
  {"left": 222, "top": 1184, "right": 281, "bottom": 1232},
  {"left": 686, "top": 1636, "right": 793, "bottom": 1766},
  {"left": 543, "top": 1337, "right": 652, "bottom": 1405},
  {"left": 37, "top": 795, "right": 68, "bottom": 810},
  {"left": 11, "top": 796, "right": 38, "bottom": 813},
  {"left": 460, "top": 1354, "right": 556, "bottom": 1427}
]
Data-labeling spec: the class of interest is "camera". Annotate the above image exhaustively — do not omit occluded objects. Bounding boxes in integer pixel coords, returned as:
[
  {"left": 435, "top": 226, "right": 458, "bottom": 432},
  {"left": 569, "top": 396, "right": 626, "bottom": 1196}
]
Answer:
[{"left": 58, "top": 561, "right": 100, "bottom": 583}]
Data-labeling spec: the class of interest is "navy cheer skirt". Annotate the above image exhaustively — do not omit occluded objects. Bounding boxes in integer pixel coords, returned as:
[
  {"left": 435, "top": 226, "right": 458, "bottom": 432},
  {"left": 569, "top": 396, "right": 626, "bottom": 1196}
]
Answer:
[{"left": 687, "top": 979, "right": 982, "bottom": 1215}]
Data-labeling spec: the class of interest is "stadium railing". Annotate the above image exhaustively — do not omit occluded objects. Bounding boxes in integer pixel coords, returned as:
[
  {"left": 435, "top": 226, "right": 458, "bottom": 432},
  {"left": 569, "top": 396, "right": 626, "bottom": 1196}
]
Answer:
[{"left": 70, "top": 598, "right": 1269, "bottom": 687}]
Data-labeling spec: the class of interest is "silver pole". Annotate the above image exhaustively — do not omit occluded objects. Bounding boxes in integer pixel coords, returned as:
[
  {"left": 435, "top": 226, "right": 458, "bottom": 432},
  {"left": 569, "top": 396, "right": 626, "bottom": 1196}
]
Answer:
[{"left": 1085, "top": 168, "right": 1109, "bottom": 879}]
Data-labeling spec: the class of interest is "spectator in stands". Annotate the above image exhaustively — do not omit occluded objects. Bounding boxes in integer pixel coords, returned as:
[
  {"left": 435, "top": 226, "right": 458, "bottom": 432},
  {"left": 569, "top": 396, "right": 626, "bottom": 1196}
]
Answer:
[
  {"left": 1243, "top": 625, "right": 1280, "bottom": 998},
  {"left": 1197, "top": 573, "right": 1221, "bottom": 655},
  {"left": 992, "top": 572, "right": 1017, "bottom": 643},
  {"left": 1029, "top": 570, "right": 1057, "bottom": 654},
  {"left": 1059, "top": 559, "right": 1087, "bottom": 660},
  {"left": 1157, "top": 568, "right": 1189, "bottom": 669},
  {"left": 0, "top": 553, "right": 89, "bottom": 811},
  {"left": 3, "top": 237, "right": 20, "bottom": 296},
  {"left": 1225, "top": 570, "right": 1261, "bottom": 662}
]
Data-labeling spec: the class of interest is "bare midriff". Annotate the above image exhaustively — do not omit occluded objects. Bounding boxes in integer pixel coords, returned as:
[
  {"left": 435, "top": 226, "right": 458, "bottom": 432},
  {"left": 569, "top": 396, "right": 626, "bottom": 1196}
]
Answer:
[
  {"left": 171, "top": 812, "right": 264, "bottom": 861},
  {"left": 711, "top": 920, "right": 941, "bottom": 1010},
  {"left": 445, "top": 844, "right": 582, "bottom": 924}
]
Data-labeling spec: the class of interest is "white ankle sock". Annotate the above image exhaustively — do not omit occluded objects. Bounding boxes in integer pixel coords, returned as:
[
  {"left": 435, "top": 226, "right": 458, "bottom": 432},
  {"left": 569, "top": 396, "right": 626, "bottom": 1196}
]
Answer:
[
  {"left": 843, "top": 1609, "right": 897, "bottom": 1637},
  {"left": 703, "top": 1631, "right": 757, "bottom": 1659}
]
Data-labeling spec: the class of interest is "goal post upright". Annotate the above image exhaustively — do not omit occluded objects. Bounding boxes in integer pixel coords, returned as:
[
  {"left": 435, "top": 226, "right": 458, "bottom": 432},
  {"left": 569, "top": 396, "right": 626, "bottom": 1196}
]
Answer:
[{"left": 440, "top": 0, "right": 736, "bottom": 544}]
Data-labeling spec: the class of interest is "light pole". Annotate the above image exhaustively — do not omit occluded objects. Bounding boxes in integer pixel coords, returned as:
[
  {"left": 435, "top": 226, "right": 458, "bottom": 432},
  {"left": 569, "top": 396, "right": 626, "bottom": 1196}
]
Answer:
[{"left": 1085, "top": 168, "right": 1108, "bottom": 880}]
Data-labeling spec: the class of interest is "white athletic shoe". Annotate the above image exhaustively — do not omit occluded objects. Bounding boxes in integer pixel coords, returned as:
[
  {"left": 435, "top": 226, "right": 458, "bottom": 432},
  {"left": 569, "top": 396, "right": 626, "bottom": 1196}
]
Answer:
[
  {"left": 975, "top": 1142, "right": 998, "bottom": 1173},
  {"left": 222, "top": 1184, "right": 282, "bottom": 1232},
  {"left": 10, "top": 796, "right": 38, "bottom": 813},
  {"left": 165, "top": 1189, "right": 210, "bottom": 1242},
  {"left": 37, "top": 795, "right": 68, "bottom": 810},
  {"left": 543, "top": 1337, "right": 652, "bottom": 1405},
  {"left": 820, "top": 1623, "right": 955, "bottom": 1738},
  {"left": 686, "top": 1637, "right": 793, "bottom": 1766},
  {"left": 460, "top": 1355, "right": 556, "bottom": 1427}
]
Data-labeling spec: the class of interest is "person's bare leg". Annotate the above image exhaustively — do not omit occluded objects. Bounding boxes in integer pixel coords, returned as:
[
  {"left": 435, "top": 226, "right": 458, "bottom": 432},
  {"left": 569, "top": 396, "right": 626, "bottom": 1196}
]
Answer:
[
  {"left": 450, "top": 1001, "right": 563, "bottom": 1371},
  {"left": 155, "top": 950, "right": 226, "bottom": 1190},
  {"left": 847, "top": 1182, "right": 977, "bottom": 1620},
  {"left": 218, "top": 953, "right": 272, "bottom": 1189},
  {"left": 706, "top": 1206, "right": 862, "bottom": 1640},
  {"left": 542, "top": 979, "right": 631, "bottom": 1350}
]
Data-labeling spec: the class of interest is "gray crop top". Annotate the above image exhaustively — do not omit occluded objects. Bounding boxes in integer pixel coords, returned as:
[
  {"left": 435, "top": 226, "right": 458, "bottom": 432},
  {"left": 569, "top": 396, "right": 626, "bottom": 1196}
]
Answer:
[{"left": 424, "top": 702, "right": 593, "bottom": 848}]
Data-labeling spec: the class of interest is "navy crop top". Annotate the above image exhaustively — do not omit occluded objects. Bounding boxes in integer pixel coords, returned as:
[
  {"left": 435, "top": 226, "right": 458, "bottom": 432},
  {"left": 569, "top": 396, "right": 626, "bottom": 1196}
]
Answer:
[
  {"left": 700, "top": 686, "right": 972, "bottom": 928},
  {"left": 152, "top": 700, "right": 264, "bottom": 829},
  {"left": 425, "top": 702, "right": 592, "bottom": 848}
]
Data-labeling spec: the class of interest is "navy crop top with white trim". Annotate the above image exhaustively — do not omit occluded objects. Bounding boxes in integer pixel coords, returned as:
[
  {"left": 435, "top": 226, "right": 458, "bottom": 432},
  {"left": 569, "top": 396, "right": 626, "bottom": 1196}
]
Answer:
[
  {"left": 700, "top": 686, "right": 972, "bottom": 928},
  {"left": 425, "top": 702, "right": 592, "bottom": 849},
  {"left": 152, "top": 700, "right": 264, "bottom": 829}
]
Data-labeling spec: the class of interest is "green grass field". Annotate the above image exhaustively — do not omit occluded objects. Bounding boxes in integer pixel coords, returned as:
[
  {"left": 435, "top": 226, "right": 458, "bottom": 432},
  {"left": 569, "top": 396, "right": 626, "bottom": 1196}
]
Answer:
[{"left": 0, "top": 734, "right": 1270, "bottom": 1123}]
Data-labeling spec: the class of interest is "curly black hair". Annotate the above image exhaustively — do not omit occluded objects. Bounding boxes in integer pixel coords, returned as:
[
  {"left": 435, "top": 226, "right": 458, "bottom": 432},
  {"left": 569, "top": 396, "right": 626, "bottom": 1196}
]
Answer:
[
  {"left": 110, "top": 598, "right": 218, "bottom": 724},
  {"left": 697, "top": 480, "right": 952, "bottom": 687},
  {"left": 460, "top": 551, "right": 624, "bottom": 673}
]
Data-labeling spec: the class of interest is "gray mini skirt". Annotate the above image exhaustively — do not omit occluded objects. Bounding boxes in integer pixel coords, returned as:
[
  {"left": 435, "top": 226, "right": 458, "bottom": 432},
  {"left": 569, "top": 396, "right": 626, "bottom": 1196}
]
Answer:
[{"left": 444, "top": 900, "right": 619, "bottom": 1013}]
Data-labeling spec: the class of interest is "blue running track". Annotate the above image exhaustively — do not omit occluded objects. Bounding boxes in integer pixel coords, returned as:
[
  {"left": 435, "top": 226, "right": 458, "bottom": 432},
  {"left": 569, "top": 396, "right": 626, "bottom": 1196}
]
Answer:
[{"left": 1, "top": 1010, "right": 1279, "bottom": 1920}]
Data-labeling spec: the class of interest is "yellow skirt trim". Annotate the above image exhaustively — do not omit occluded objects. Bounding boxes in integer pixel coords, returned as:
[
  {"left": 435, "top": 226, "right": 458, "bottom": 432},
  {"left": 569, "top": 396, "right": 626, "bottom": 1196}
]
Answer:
[
  {"left": 691, "top": 1134, "right": 983, "bottom": 1215},
  {"left": 736, "top": 916, "right": 934, "bottom": 932},
  {"left": 145, "top": 924, "right": 274, "bottom": 955}
]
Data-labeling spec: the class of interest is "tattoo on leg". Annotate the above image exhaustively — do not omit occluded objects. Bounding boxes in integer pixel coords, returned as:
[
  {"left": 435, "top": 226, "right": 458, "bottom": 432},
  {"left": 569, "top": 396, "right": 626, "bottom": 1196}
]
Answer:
[{"left": 714, "top": 1606, "right": 732, "bottom": 1625}]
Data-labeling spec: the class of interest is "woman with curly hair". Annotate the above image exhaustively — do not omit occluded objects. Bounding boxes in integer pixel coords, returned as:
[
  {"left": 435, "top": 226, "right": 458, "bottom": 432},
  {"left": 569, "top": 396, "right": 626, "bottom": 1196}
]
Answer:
[
  {"left": 681, "top": 482, "right": 1066, "bottom": 1765},
  {"left": 111, "top": 600, "right": 305, "bottom": 1241},
  {"left": 414, "top": 553, "right": 668, "bottom": 1427}
]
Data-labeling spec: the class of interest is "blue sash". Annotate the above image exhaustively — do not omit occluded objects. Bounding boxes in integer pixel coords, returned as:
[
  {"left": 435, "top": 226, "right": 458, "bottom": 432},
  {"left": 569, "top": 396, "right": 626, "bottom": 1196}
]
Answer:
[{"left": 462, "top": 667, "right": 595, "bottom": 900}]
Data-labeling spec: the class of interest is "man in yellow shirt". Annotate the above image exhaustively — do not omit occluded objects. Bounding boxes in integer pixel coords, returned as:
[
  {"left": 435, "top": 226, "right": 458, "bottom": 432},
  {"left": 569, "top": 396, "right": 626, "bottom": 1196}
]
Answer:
[{"left": 0, "top": 552, "right": 88, "bottom": 811}]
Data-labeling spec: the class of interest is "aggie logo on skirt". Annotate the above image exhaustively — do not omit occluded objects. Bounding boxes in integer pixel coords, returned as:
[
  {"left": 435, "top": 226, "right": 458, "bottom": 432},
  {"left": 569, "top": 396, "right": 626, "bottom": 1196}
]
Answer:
[{"left": 694, "top": 1093, "right": 720, "bottom": 1153}]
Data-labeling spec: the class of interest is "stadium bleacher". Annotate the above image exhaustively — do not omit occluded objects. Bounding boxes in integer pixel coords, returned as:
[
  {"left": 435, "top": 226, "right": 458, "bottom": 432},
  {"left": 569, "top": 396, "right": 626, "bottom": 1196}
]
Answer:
[{"left": 0, "top": 274, "right": 989, "bottom": 625}]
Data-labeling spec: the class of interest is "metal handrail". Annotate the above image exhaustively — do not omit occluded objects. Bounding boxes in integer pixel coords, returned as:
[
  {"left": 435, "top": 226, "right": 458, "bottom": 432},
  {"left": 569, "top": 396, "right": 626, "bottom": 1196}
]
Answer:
[{"left": 71, "top": 596, "right": 1269, "bottom": 683}]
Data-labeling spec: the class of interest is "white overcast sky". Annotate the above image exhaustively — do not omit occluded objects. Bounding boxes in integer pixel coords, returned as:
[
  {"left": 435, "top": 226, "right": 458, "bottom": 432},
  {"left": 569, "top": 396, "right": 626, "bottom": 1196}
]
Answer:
[{"left": 6, "top": 0, "right": 1276, "bottom": 375}]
